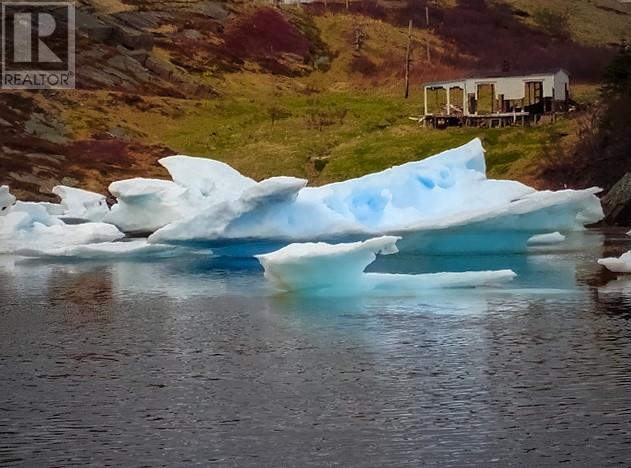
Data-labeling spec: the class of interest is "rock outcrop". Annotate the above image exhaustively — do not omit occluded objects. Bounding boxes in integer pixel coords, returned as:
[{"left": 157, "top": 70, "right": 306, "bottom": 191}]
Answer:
[{"left": 601, "top": 173, "right": 631, "bottom": 225}]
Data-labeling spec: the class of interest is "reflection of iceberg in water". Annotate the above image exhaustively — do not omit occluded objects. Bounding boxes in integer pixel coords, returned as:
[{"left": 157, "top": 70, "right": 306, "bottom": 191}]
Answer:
[
  {"left": 372, "top": 230, "right": 604, "bottom": 293},
  {"left": 596, "top": 276, "right": 631, "bottom": 315},
  {"left": 109, "top": 256, "right": 265, "bottom": 300}
]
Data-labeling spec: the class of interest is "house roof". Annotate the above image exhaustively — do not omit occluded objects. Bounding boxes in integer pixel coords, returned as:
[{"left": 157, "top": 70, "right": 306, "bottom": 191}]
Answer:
[{"left": 423, "top": 68, "right": 570, "bottom": 88}]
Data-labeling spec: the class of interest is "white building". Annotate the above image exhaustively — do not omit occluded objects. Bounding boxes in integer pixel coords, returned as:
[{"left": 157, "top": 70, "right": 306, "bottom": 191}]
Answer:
[{"left": 423, "top": 69, "right": 570, "bottom": 118}]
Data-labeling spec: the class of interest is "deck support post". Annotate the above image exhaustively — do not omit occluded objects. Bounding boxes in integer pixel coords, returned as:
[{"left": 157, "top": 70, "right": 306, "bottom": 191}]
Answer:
[
  {"left": 423, "top": 86, "right": 428, "bottom": 119},
  {"left": 446, "top": 86, "right": 450, "bottom": 115}
]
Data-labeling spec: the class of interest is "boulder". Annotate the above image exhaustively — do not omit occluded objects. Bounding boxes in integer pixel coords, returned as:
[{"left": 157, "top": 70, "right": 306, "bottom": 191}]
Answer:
[
  {"left": 601, "top": 172, "right": 631, "bottom": 225},
  {"left": 112, "top": 24, "right": 154, "bottom": 51},
  {"left": 75, "top": 11, "right": 114, "bottom": 42}
]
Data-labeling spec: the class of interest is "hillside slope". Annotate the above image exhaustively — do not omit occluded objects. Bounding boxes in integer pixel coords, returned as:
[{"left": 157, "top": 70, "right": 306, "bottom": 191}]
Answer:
[{"left": 1, "top": 0, "right": 629, "bottom": 201}]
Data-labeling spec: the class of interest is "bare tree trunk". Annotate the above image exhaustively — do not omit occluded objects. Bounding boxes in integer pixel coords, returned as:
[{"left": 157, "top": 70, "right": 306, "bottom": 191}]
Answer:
[
  {"left": 405, "top": 19, "right": 412, "bottom": 99},
  {"left": 346, "top": 0, "right": 349, "bottom": 10}
]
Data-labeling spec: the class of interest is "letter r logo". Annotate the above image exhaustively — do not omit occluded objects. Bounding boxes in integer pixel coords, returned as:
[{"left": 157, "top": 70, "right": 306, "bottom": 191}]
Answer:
[{"left": 13, "top": 12, "right": 62, "bottom": 63}]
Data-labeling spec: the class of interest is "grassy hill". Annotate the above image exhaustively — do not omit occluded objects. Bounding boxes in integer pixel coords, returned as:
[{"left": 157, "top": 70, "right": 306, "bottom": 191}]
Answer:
[{"left": 1, "top": 0, "right": 630, "bottom": 200}]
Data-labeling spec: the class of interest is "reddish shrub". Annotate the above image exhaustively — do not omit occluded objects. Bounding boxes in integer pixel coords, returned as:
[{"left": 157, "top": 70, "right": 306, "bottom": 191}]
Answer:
[{"left": 224, "top": 8, "right": 311, "bottom": 60}]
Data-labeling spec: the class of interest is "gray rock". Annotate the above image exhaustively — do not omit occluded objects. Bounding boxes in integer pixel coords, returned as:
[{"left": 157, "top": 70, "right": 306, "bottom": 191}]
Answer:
[
  {"left": 601, "top": 172, "right": 631, "bottom": 225},
  {"left": 112, "top": 24, "right": 154, "bottom": 51},
  {"left": 145, "top": 56, "right": 174, "bottom": 80},
  {"left": 24, "top": 114, "right": 68, "bottom": 144},
  {"left": 76, "top": 11, "right": 114, "bottom": 42},
  {"left": 182, "top": 29, "right": 203, "bottom": 40},
  {"left": 193, "top": 1, "right": 229, "bottom": 21}
]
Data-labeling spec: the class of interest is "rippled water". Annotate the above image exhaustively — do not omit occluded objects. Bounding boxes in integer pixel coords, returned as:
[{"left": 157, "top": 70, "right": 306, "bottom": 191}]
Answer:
[{"left": 1, "top": 229, "right": 631, "bottom": 467}]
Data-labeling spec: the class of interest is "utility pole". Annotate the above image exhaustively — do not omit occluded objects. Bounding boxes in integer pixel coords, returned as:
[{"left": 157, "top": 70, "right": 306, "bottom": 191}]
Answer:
[
  {"left": 405, "top": 19, "right": 412, "bottom": 99},
  {"left": 425, "top": 5, "right": 431, "bottom": 64}
]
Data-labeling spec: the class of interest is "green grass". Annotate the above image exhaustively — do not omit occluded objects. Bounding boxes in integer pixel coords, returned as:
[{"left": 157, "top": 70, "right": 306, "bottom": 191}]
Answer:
[
  {"left": 497, "top": 0, "right": 631, "bottom": 46},
  {"left": 67, "top": 88, "right": 574, "bottom": 187}
]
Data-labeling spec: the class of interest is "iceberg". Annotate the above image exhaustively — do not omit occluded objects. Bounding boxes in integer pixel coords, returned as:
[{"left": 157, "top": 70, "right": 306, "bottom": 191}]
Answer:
[
  {"left": 147, "top": 139, "right": 603, "bottom": 254},
  {"left": 0, "top": 189, "right": 124, "bottom": 254},
  {"left": 16, "top": 239, "right": 176, "bottom": 259},
  {"left": 52, "top": 185, "right": 109, "bottom": 222},
  {"left": 101, "top": 157, "right": 261, "bottom": 234},
  {"left": 256, "top": 236, "right": 516, "bottom": 295},
  {"left": 1, "top": 139, "right": 604, "bottom": 257},
  {"left": 598, "top": 251, "right": 631, "bottom": 274}
]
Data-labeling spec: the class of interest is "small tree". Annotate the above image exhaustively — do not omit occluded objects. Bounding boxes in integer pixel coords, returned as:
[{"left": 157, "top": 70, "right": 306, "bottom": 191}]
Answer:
[{"left": 602, "top": 43, "right": 631, "bottom": 97}]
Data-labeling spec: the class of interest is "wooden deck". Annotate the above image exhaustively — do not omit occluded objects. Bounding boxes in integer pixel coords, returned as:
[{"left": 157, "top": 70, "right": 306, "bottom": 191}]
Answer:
[{"left": 420, "top": 112, "right": 532, "bottom": 128}]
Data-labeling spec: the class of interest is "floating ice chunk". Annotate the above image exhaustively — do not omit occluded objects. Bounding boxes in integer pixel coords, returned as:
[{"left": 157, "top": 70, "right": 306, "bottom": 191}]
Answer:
[
  {"left": 16, "top": 239, "right": 176, "bottom": 259},
  {"left": 0, "top": 220, "right": 124, "bottom": 254},
  {"left": 159, "top": 155, "right": 256, "bottom": 199},
  {"left": 256, "top": 236, "right": 516, "bottom": 295},
  {"left": 257, "top": 236, "right": 400, "bottom": 291},
  {"left": 527, "top": 232, "right": 566, "bottom": 246},
  {"left": 598, "top": 251, "right": 631, "bottom": 274},
  {"left": 104, "top": 178, "right": 200, "bottom": 233},
  {"left": 0, "top": 189, "right": 125, "bottom": 254},
  {"left": 52, "top": 185, "right": 109, "bottom": 221},
  {"left": 0, "top": 185, "right": 16, "bottom": 213},
  {"left": 150, "top": 176, "right": 308, "bottom": 243}
]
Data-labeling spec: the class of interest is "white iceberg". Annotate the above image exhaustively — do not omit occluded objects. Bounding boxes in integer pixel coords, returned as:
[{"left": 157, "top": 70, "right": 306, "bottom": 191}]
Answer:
[
  {"left": 0, "top": 191, "right": 124, "bottom": 254},
  {"left": 148, "top": 139, "right": 603, "bottom": 254},
  {"left": 527, "top": 232, "right": 566, "bottom": 246},
  {"left": 256, "top": 236, "right": 516, "bottom": 295},
  {"left": 16, "top": 239, "right": 176, "bottom": 259},
  {"left": 100, "top": 157, "right": 261, "bottom": 234},
  {"left": 52, "top": 185, "right": 109, "bottom": 222},
  {"left": 0, "top": 220, "right": 124, "bottom": 255},
  {"left": 1, "top": 139, "right": 605, "bottom": 257},
  {"left": 598, "top": 251, "right": 631, "bottom": 274}
]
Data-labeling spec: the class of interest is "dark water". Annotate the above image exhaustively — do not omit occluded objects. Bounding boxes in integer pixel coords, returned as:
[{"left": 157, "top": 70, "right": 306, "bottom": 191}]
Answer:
[{"left": 1, "top": 229, "right": 631, "bottom": 467}]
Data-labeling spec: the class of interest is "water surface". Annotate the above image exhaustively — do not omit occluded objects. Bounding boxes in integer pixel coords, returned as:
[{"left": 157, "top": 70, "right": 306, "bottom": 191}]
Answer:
[{"left": 1, "top": 229, "right": 631, "bottom": 466}]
